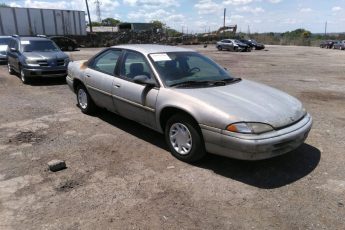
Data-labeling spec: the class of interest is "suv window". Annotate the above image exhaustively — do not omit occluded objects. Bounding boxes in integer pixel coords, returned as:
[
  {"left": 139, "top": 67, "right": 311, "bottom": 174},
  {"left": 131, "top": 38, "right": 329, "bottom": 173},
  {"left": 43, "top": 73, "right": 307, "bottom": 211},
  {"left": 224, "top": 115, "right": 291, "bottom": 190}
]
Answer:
[
  {"left": 91, "top": 49, "right": 122, "bottom": 75},
  {"left": 21, "top": 40, "right": 59, "bottom": 52},
  {"left": 121, "top": 51, "right": 153, "bottom": 80}
]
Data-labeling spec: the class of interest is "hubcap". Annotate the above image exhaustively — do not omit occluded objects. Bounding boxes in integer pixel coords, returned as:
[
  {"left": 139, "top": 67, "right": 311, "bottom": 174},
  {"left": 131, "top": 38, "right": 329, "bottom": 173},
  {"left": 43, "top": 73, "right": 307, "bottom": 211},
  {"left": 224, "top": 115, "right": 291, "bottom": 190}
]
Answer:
[
  {"left": 20, "top": 70, "right": 25, "bottom": 82},
  {"left": 78, "top": 88, "right": 88, "bottom": 109},
  {"left": 169, "top": 123, "right": 192, "bottom": 155}
]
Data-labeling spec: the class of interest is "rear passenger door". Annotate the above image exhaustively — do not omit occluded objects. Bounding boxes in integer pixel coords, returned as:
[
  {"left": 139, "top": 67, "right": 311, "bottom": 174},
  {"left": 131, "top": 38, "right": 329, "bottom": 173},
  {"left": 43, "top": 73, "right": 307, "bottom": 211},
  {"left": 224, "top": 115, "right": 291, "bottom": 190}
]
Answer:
[{"left": 84, "top": 48, "right": 122, "bottom": 112}]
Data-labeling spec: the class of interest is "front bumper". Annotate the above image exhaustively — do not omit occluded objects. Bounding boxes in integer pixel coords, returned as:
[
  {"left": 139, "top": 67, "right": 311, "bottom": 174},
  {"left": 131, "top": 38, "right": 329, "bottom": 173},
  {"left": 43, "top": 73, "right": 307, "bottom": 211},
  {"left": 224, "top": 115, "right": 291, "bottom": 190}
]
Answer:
[
  {"left": 201, "top": 114, "right": 313, "bottom": 160},
  {"left": 0, "top": 54, "right": 7, "bottom": 62},
  {"left": 66, "top": 75, "right": 74, "bottom": 92},
  {"left": 22, "top": 66, "right": 67, "bottom": 77}
]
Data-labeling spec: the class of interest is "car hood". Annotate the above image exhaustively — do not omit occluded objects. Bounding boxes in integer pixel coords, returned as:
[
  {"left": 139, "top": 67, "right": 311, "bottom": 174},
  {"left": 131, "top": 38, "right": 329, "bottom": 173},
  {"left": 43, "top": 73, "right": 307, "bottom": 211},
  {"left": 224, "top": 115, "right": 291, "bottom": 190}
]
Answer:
[
  {"left": 0, "top": 45, "right": 8, "bottom": 52},
  {"left": 23, "top": 51, "right": 68, "bottom": 60},
  {"left": 173, "top": 79, "right": 305, "bottom": 128}
]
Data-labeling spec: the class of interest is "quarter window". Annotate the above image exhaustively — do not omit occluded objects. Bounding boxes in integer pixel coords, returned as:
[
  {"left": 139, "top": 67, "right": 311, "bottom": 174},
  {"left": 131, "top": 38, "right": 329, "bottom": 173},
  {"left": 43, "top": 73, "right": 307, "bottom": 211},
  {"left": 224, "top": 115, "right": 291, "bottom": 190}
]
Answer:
[{"left": 91, "top": 49, "right": 122, "bottom": 76}]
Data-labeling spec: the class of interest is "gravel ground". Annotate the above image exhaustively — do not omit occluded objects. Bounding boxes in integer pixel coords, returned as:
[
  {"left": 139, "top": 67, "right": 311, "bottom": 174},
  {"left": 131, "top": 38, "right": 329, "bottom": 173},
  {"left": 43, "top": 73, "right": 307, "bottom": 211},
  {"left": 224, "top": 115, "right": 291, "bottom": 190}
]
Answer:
[{"left": 0, "top": 45, "right": 344, "bottom": 229}]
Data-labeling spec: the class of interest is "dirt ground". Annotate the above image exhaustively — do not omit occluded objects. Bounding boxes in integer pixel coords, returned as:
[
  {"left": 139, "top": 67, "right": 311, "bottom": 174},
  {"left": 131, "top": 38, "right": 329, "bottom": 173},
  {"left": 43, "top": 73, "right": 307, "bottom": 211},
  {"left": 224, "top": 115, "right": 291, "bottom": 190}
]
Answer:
[{"left": 0, "top": 45, "right": 344, "bottom": 229}]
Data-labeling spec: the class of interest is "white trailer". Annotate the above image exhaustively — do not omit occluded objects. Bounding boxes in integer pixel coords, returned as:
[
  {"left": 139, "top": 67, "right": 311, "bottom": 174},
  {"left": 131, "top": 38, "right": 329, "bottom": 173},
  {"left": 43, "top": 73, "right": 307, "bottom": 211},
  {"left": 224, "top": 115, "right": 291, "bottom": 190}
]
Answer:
[{"left": 0, "top": 7, "right": 87, "bottom": 36}]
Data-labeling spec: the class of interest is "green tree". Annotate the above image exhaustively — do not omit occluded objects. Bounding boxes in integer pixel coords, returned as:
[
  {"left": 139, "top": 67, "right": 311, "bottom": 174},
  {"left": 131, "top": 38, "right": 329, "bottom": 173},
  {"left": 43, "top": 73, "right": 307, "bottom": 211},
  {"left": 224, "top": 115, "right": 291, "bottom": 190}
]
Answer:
[
  {"left": 0, "top": 3, "right": 10, "bottom": 7},
  {"left": 151, "top": 20, "right": 165, "bottom": 29},
  {"left": 102, "top": 18, "right": 120, "bottom": 26}
]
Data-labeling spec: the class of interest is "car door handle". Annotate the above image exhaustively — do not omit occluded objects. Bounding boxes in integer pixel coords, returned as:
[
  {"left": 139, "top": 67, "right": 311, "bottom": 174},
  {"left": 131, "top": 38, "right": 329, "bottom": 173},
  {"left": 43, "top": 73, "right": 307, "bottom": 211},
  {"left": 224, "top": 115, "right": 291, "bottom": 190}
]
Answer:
[
  {"left": 86, "top": 74, "right": 91, "bottom": 78},
  {"left": 114, "top": 84, "right": 121, "bottom": 88}
]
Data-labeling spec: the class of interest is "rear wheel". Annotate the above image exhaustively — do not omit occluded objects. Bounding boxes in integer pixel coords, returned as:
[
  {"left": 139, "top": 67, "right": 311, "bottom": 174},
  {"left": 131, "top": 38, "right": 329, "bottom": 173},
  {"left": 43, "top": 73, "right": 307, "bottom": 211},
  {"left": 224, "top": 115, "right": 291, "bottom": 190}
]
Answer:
[
  {"left": 8, "top": 63, "right": 14, "bottom": 75},
  {"left": 76, "top": 85, "right": 96, "bottom": 114},
  {"left": 165, "top": 114, "right": 206, "bottom": 163},
  {"left": 67, "top": 46, "right": 74, "bottom": 51}
]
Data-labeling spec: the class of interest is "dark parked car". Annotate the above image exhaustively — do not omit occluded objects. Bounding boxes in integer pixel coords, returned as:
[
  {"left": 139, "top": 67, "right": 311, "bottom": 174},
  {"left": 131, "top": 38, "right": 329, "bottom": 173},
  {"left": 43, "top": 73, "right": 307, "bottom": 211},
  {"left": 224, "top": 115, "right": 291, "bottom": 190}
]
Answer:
[
  {"left": 216, "top": 39, "right": 251, "bottom": 52},
  {"left": 0, "top": 36, "right": 13, "bottom": 63},
  {"left": 321, "top": 40, "right": 336, "bottom": 49},
  {"left": 7, "top": 35, "right": 69, "bottom": 84},
  {"left": 333, "top": 40, "right": 345, "bottom": 50},
  {"left": 239, "top": 39, "right": 265, "bottom": 50},
  {"left": 50, "top": 36, "right": 78, "bottom": 51}
]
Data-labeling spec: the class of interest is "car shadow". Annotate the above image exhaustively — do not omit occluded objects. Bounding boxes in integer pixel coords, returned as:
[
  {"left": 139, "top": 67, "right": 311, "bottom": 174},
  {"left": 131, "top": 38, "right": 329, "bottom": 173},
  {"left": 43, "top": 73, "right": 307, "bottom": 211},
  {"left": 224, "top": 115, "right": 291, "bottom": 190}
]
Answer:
[
  {"left": 192, "top": 144, "right": 320, "bottom": 189},
  {"left": 25, "top": 77, "right": 67, "bottom": 86},
  {"left": 96, "top": 109, "right": 168, "bottom": 150},
  {"left": 94, "top": 109, "right": 320, "bottom": 189}
]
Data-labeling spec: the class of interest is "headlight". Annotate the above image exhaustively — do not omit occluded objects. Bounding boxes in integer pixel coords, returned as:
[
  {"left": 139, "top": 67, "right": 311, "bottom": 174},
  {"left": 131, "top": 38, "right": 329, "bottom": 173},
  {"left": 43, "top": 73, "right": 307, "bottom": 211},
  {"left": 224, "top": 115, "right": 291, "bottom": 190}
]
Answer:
[
  {"left": 25, "top": 59, "right": 40, "bottom": 67},
  {"left": 226, "top": 122, "right": 274, "bottom": 134}
]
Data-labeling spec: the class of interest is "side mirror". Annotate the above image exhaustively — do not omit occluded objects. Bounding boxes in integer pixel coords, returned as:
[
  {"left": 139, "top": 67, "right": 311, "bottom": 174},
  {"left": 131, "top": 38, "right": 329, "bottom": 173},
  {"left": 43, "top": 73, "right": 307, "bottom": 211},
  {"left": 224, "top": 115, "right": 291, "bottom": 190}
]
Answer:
[
  {"left": 133, "top": 75, "right": 156, "bottom": 87},
  {"left": 10, "top": 48, "right": 18, "bottom": 52}
]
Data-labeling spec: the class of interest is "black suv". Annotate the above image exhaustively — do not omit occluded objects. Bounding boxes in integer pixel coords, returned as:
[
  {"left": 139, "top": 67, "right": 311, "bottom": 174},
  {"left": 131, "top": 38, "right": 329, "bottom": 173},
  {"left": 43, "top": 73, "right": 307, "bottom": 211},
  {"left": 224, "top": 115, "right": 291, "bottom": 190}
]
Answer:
[{"left": 7, "top": 35, "right": 69, "bottom": 84}]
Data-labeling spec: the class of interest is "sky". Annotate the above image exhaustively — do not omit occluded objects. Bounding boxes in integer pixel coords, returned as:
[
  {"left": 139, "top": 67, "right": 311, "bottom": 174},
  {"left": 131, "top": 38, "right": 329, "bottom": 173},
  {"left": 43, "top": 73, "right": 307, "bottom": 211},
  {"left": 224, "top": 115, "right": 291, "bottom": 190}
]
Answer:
[{"left": 4, "top": 0, "right": 345, "bottom": 33}]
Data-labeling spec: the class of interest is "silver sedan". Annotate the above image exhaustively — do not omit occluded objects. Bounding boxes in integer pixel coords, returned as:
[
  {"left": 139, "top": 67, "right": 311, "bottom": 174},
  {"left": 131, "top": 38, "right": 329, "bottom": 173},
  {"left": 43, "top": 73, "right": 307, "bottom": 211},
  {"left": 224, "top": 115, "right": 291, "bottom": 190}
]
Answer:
[{"left": 66, "top": 44, "right": 312, "bottom": 162}]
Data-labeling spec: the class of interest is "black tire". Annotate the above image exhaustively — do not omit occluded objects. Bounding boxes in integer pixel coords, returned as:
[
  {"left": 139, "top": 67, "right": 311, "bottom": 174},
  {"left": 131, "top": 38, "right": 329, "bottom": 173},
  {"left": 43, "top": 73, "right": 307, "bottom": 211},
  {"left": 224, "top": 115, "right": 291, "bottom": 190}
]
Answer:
[
  {"left": 19, "top": 67, "right": 30, "bottom": 84},
  {"left": 165, "top": 114, "right": 206, "bottom": 163},
  {"left": 76, "top": 85, "right": 96, "bottom": 114},
  {"left": 8, "top": 63, "right": 14, "bottom": 75},
  {"left": 67, "top": 46, "right": 74, "bottom": 51},
  {"left": 217, "top": 45, "right": 223, "bottom": 51}
]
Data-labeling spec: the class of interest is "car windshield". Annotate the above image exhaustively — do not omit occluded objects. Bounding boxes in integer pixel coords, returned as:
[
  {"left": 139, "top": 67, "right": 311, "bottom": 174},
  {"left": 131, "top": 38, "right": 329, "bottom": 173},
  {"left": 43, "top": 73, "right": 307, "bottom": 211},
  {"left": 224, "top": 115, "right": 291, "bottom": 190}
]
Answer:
[
  {"left": 149, "top": 52, "right": 234, "bottom": 87},
  {"left": 0, "top": 38, "right": 11, "bottom": 45},
  {"left": 22, "top": 40, "right": 59, "bottom": 52}
]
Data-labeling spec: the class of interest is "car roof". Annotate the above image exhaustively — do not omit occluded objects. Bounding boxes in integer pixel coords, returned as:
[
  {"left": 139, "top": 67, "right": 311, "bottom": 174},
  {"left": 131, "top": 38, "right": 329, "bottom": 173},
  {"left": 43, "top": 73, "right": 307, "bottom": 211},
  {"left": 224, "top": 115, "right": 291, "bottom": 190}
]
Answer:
[{"left": 111, "top": 44, "right": 195, "bottom": 55}]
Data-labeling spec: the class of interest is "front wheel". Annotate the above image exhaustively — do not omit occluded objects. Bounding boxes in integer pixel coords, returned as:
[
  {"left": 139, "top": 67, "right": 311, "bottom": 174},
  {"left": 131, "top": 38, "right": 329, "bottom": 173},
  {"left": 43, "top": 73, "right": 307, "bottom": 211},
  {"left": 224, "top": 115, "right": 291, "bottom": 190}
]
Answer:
[
  {"left": 20, "top": 68, "right": 30, "bottom": 84},
  {"left": 165, "top": 114, "right": 206, "bottom": 163},
  {"left": 76, "top": 85, "right": 96, "bottom": 114},
  {"left": 217, "top": 45, "right": 223, "bottom": 51}
]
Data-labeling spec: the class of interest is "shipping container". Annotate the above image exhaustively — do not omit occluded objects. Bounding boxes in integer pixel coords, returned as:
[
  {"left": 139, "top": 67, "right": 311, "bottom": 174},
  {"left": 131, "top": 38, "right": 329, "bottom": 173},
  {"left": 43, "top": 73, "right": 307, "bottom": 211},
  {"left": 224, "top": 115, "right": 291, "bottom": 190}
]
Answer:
[{"left": 0, "top": 7, "right": 87, "bottom": 36}]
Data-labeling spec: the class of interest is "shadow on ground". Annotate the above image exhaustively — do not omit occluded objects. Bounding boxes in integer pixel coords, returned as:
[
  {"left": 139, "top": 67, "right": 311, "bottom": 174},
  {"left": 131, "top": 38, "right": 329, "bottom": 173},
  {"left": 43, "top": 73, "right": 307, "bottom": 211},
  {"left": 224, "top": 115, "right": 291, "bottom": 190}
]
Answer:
[
  {"left": 96, "top": 109, "right": 320, "bottom": 189},
  {"left": 26, "top": 77, "right": 67, "bottom": 86}
]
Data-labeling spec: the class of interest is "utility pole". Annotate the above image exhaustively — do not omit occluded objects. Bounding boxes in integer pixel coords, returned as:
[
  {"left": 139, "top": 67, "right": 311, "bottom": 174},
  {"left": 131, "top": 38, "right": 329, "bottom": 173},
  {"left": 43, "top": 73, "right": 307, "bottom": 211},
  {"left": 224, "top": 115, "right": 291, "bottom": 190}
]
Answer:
[
  {"left": 95, "top": 0, "right": 102, "bottom": 23},
  {"left": 247, "top": 25, "right": 250, "bottom": 35},
  {"left": 85, "top": 0, "right": 92, "bottom": 32},
  {"left": 223, "top": 8, "right": 226, "bottom": 28},
  {"left": 324, "top": 21, "right": 327, "bottom": 37}
]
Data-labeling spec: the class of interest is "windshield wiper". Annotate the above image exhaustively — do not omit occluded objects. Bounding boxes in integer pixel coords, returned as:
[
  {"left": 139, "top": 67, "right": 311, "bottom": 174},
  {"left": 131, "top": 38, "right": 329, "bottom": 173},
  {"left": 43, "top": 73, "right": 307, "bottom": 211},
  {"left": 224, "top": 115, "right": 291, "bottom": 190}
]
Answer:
[
  {"left": 170, "top": 80, "right": 209, "bottom": 87},
  {"left": 170, "top": 78, "right": 241, "bottom": 88},
  {"left": 220, "top": 77, "right": 242, "bottom": 84}
]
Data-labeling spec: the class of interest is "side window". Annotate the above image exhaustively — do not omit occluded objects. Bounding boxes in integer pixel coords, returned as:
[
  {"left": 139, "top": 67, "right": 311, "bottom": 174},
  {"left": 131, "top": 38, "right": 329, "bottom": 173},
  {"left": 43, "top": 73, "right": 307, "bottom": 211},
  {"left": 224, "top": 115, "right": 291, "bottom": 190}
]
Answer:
[
  {"left": 14, "top": 41, "right": 19, "bottom": 50},
  {"left": 121, "top": 51, "right": 153, "bottom": 80},
  {"left": 90, "top": 49, "right": 121, "bottom": 76}
]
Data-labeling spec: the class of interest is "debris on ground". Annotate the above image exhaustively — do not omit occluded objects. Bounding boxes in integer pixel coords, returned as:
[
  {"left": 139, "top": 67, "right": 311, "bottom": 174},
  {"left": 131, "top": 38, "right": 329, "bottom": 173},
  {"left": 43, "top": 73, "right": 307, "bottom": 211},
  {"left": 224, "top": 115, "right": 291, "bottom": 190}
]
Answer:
[{"left": 48, "top": 159, "right": 66, "bottom": 172}]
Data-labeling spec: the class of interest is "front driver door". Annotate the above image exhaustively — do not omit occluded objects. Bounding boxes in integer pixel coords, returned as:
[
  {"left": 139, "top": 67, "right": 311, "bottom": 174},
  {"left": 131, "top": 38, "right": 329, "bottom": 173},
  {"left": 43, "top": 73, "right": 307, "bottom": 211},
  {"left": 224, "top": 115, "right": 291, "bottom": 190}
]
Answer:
[
  {"left": 112, "top": 50, "right": 159, "bottom": 128},
  {"left": 84, "top": 48, "right": 122, "bottom": 113}
]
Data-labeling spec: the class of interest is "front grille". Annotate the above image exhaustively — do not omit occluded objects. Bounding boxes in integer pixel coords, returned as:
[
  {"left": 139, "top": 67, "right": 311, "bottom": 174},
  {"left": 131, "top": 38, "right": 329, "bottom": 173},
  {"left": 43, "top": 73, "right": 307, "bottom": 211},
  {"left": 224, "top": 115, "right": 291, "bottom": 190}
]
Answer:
[
  {"left": 275, "top": 114, "right": 306, "bottom": 131},
  {"left": 37, "top": 60, "right": 48, "bottom": 66},
  {"left": 57, "top": 59, "right": 65, "bottom": 66}
]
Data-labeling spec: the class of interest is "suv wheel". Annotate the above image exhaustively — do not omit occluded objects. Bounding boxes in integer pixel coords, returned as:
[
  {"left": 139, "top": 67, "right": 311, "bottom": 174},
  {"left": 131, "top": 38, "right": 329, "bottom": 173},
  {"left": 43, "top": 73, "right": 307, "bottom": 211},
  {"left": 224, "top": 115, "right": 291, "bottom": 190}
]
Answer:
[
  {"left": 8, "top": 63, "right": 14, "bottom": 75},
  {"left": 67, "top": 46, "right": 74, "bottom": 51},
  {"left": 20, "top": 68, "right": 30, "bottom": 84},
  {"left": 76, "top": 85, "right": 96, "bottom": 114},
  {"left": 165, "top": 114, "right": 206, "bottom": 163}
]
